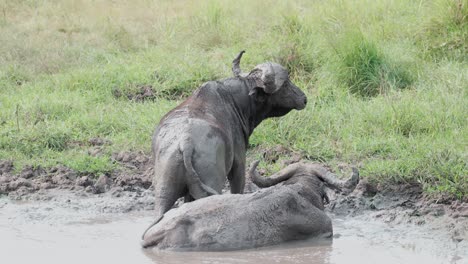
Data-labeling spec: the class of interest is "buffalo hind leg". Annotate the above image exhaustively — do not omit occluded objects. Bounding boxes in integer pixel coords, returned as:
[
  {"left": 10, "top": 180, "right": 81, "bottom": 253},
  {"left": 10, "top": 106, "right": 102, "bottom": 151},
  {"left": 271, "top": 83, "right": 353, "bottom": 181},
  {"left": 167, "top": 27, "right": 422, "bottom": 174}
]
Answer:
[
  {"left": 142, "top": 185, "right": 183, "bottom": 240},
  {"left": 142, "top": 161, "right": 185, "bottom": 239}
]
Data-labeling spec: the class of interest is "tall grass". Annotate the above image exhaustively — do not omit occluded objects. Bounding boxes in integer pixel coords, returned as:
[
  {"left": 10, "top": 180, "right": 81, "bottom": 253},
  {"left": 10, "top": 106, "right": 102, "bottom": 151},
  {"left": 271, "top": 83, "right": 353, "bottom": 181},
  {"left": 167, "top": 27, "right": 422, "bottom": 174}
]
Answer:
[
  {"left": 417, "top": 0, "right": 467, "bottom": 62},
  {"left": 334, "top": 32, "right": 414, "bottom": 97},
  {"left": 0, "top": 0, "right": 466, "bottom": 198}
]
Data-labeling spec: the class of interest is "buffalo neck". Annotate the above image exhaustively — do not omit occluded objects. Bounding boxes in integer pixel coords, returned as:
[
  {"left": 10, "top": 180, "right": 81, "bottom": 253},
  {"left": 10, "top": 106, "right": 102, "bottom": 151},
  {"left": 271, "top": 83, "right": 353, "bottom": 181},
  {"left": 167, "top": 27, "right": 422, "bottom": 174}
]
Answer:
[
  {"left": 283, "top": 175, "right": 325, "bottom": 210},
  {"left": 216, "top": 78, "right": 271, "bottom": 146},
  {"left": 298, "top": 177, "right": 326, "bottom": 210}
]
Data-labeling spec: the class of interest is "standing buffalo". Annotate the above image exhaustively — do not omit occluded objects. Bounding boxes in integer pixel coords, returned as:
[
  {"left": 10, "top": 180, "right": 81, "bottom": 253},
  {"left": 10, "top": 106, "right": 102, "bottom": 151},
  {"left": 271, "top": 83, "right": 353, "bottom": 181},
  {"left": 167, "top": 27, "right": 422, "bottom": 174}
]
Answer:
[
  {"left": 142, "top": 161, "right": 359, "bottom": 250},
  {"left": 145, "top": 51, "right": 307, "bottom": 234}
]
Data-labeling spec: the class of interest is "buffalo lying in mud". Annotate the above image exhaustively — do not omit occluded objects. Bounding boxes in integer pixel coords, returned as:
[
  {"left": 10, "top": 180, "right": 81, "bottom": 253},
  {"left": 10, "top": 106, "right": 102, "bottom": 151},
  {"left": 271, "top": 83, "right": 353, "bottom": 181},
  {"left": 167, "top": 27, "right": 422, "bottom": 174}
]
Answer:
[
  {"left": 144, "top": 51, "right": 307, "bottom": 236},
  {"left": 142, "top": 161, "right": 360, "bottom": 251}
]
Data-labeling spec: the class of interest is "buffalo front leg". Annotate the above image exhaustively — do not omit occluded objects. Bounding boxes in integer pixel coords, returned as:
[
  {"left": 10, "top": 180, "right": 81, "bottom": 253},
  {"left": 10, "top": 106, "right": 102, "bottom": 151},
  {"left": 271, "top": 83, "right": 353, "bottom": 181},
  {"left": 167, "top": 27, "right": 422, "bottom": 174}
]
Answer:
[
  {"left": 184, "top": 193, "right": 194, "bottom": 203},
  {"left": 228, "top": 161, "right": 245, "bottom": 194}
]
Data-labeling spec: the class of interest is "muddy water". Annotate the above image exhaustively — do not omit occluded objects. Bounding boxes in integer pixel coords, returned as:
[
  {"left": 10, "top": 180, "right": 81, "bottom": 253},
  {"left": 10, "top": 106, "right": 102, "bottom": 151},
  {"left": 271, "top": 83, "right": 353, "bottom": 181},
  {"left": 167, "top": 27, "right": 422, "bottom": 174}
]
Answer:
[{"left": 1, "top": 196, "right": 467, "bottom": 264}]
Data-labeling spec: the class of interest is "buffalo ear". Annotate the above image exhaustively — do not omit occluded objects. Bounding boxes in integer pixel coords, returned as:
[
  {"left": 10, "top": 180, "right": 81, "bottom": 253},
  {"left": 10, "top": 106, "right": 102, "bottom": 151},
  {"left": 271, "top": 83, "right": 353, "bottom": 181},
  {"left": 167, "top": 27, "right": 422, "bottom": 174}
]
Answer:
[
  {"left": 249, "top": 87, "right": 267, "bottom": 102},
  {"left": 248, "top": 63, "right": 285, "bottom": 94}
]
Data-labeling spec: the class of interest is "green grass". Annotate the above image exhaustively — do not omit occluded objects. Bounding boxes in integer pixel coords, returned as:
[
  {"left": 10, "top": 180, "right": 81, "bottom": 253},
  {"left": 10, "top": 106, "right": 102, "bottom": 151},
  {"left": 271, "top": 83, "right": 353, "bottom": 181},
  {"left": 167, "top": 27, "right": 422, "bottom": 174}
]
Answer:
[
  {"left": 334, "top": 32, "right": 415, "bottom": 97},
  {"left": 0, "top": 0, "right": 466, "bottom": 198}
]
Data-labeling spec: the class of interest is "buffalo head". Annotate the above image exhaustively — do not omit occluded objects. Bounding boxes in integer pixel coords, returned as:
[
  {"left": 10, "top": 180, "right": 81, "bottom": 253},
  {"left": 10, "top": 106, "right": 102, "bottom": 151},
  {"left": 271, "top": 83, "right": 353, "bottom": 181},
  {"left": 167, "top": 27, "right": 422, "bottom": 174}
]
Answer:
[{"left": 232, "top": 51, "right": 307, "bottom": 118}]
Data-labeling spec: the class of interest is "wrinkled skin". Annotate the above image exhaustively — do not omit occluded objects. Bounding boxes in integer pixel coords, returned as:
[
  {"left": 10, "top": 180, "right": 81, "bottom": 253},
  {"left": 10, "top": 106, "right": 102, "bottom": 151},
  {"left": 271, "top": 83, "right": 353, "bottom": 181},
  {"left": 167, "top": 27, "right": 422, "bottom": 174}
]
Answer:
[
  {"left": 145, "top": 51, "right": 307, "bottom": 236},
  {"left": 142, "top": 161, "right": 360, "bottom": 251}
]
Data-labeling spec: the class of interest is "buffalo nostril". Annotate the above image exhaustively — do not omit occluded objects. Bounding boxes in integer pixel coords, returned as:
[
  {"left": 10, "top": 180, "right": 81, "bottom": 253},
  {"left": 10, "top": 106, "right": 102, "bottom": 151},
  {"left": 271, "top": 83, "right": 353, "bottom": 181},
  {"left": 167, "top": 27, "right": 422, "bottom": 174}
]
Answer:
[{"left": 303, "top": 97, "right": 307, "bottom": 105}]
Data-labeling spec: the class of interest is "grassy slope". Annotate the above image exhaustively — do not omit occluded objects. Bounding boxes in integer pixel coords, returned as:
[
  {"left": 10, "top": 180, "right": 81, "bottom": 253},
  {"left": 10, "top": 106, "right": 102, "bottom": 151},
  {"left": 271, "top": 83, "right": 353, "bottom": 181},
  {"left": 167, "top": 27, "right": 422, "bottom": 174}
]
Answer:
[{"left": 0, "top": 0, "right": 466, "bottom": 198}]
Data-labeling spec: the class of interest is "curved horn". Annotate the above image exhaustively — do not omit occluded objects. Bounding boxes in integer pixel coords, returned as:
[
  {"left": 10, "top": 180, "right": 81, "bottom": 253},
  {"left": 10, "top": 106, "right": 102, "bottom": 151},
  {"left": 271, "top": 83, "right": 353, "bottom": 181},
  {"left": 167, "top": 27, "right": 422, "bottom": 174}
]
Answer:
[
  {"left": 319, "top": 167, "right": 360, "bottom": 194},
  {"left": 232, "top": 50, "right": 246, "bottom": 77},
  {"left": 249, "top": 161, "right": 297, "bottom": 188}
]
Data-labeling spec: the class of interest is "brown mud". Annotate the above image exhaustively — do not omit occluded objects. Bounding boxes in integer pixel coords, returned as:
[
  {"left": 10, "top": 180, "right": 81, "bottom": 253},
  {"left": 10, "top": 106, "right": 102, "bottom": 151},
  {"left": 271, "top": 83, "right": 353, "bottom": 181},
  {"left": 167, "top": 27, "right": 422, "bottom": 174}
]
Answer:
[
  {"left": 0, "top": 151, "right": 153, "bottom": 201},
  {"left": 112, "top": 84, "right": 158, "bottom": 102},
  {"left": 1, "top": 149, "right": 468, "bottom": 263}
]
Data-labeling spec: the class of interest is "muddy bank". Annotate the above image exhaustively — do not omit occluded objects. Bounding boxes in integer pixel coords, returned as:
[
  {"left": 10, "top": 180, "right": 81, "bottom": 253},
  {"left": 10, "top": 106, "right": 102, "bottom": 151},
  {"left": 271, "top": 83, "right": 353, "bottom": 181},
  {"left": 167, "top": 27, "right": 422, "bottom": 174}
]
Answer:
[
  {"left": 326, "top": 181, "right": 468, "bottom": 243},
  {"left": 0, "top": 151, "right": 154, "bottom": 200},
  {"left": 1, "top": 150, "right": 468, "bottom": 246},
  {"left": 0, "top": 151, "right": 156, "bottom": 213}
]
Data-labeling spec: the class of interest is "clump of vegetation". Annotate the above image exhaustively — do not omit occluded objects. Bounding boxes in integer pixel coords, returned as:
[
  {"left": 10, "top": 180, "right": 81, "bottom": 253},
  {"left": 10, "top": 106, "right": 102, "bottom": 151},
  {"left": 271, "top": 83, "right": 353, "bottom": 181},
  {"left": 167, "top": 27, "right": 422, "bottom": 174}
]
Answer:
[
  {"left": 418, "top": 0, "right": 467, "bottom": 62},
  {"left": 63, "top": 155, "right": 115, "bottom": 175},
  {"left": 191, "top": 1, "right": 226, "bottom": 50},
  {"left": 0, "top": 65, "right": 31, "bottom": 86},
  {"left": 336, "top": 33, "right": 414, "bottom": 97},
  {"left": 112, "top": 84, "right": 157, "bottom": 102},
  {"left": 424, "top": 150, "right": 468, "bottom": 200},
  {"left": 274, "top": 13, "right": 317, "bottom": 76}
]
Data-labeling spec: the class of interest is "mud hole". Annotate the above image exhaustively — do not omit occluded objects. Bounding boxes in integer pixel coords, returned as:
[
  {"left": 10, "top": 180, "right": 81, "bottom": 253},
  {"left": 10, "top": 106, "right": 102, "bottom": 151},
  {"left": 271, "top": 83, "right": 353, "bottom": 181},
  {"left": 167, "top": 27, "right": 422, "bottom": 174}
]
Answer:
[
  {"left": 112, "top": 83, "right": 187, "bottom": 102},
  {"left": 1, "top": 153, "right": 468, "bottom": 263}
]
